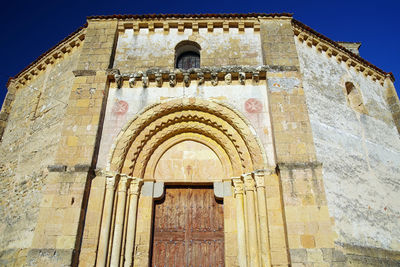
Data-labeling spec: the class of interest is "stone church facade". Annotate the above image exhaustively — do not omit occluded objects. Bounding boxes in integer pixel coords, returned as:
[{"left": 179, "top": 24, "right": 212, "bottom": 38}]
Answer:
[{"left": 0, "top": 13, "right": 399, "bottom": 266}]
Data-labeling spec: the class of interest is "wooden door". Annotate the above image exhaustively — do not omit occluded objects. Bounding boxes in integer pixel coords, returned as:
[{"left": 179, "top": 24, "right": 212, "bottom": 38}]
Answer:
[{"left": 151, "top": 186, "right": 224, "bottom": 267}]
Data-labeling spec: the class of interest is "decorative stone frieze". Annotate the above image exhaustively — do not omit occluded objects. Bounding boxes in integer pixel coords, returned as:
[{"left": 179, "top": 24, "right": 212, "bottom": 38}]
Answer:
[{"left": 107, "top": 65, "right": 297, "bottom": 88}]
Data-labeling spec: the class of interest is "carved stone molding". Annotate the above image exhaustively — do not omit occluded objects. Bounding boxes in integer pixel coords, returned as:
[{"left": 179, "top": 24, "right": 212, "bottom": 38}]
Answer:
[{"left": 107, "top": 65, "right": 298, "bottom": 88}]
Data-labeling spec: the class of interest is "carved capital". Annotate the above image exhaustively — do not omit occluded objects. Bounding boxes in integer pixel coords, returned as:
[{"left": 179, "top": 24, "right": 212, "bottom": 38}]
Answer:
[
  {"left": 242, "top": 173, "right": 256, "bottom": 191},
  {"left": 105, "top": 174, "right": 116, "bottom": 190},
  {"left": 117, "top": 174, "right": 130, "bottom": 192},
  {"left": 129, "top": 177, "right": 143, "bottom": 195},
  {"left": 232, "top": 177, "right": 244, "bottom": 196},
  {"left": 254, "top": 168, "right": 275, "bottom": 188},
  {"left": 254, "top": 173, "right": 265, "bottom": 188}
]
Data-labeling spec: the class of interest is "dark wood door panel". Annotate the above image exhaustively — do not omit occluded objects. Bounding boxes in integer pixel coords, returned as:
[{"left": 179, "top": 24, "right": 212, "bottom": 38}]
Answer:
[{"left": 151, "top": 186, "right": 224, "bottom": 267}]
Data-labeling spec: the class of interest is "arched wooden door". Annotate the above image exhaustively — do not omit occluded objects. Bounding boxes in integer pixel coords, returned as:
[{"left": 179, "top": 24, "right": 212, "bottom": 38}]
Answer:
[{"left": 151, "top": 185, "right": 224, "bottom": 267}]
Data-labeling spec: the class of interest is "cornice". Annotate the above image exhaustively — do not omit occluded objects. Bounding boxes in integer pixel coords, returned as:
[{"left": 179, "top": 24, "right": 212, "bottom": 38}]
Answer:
[
  {"left": 87, "top": 13, "right": 293, "bottom": 20},
  {"left": 106, "top": 65, "right": 298, "bottom": 88},
  {"left": 7, "top": 25, "right": 87, "bottom": 89},
  {"left": 292, "top": 19, "right": 394, "bottom": 84},
  {"left": 117, "top": 19, "right": 262, "bottom": 33}
]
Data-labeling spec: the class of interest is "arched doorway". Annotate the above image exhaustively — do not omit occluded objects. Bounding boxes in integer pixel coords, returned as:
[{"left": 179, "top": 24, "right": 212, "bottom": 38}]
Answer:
[
  {"left": 151, "top": 140, "right": 225, "bottom": 266},
  {"left": 95, "top": 98, "right": 277, "bottom": 267}
]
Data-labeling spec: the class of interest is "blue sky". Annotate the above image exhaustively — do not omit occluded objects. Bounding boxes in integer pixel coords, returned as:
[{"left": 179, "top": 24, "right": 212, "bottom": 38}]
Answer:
[{"left": 1, "top": 0, "right": 399, "bottom": 105}]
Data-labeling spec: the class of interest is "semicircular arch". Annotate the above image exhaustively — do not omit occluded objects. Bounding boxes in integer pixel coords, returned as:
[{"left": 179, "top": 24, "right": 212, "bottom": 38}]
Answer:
[
  {"left": 108, "top": 98, "right": 267, "bottom": 177},
  {"left": 144, "top": 132, "right": 233, "bottom": 180}
]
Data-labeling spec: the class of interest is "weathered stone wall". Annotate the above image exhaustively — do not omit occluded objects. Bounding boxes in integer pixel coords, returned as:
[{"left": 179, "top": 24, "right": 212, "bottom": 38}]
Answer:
[
  {"left": 113, "top": 27, "right": 263, "bottom": 72},
  {"left": 0, "top": 47, "right": 81, "bottom": 265},
  {"left": 295, "top": 36, "right": 400, "bottom": 256}
]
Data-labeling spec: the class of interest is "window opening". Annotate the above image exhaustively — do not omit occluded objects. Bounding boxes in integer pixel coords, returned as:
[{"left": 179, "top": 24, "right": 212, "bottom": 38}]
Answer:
[
  {"left": 175, "top": 41, "right": 201, "bottom": 70},
  {"left": 176, "top": 51, "right": 200, "bottom": 69},
  {"left": 345, "top": 81, "right": 366, "bottom": 113}
]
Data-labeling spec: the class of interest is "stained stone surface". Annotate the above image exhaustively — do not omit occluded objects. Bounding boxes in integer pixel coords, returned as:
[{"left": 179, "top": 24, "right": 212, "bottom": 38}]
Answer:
[{"left": 296, "top": 38, "right": 400, "bottom": 251}]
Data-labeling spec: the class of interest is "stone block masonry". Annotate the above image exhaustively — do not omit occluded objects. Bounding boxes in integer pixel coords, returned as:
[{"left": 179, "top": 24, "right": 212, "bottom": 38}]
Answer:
[{"left": 0, "top": 13, "right": 399, "bottom": 267}]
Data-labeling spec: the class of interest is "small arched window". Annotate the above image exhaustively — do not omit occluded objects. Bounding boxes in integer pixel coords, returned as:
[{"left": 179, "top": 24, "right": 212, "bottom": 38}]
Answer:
[
  {"left": 175, "top": 41, "right": 201, "bottom": 70},
  {"left": 345, "top": 81, "right": 366, "bottom": 113}
]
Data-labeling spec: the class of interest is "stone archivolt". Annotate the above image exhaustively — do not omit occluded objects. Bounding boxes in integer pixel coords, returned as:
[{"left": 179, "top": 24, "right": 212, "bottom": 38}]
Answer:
[{"left": 108, "top": 98, "right": 268, "bottom": 175}]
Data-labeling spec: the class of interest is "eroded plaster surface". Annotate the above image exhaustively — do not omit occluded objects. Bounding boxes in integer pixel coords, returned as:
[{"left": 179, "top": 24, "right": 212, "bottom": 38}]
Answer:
[
  {"left": 296, "top": 38, "right": 400, "bottom": 250},
  {"left": 114, "top": 28, "right": 263, "bottom": 72}
]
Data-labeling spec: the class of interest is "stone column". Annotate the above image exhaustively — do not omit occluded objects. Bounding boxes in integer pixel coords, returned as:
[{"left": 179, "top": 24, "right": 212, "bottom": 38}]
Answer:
[
  {"left": 97, "top": 174, "right": 116, "bottom": 267},
  {"left": 110, "top": 174, "right": 130, "bottom": 267},
  {"left": 254, "top": 170, "right": 272, "bottom": 267},
  {"left": 243, "top": 173, "right": 260, "bottom": 267},
  {"left": 232, "top": 177, "right": 247, "bottom": 267},
  {"left": 124, "top": 178, "right": 143, "bottom": 267}
]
